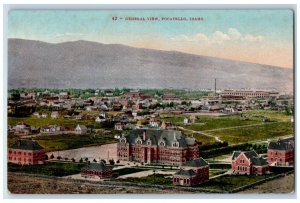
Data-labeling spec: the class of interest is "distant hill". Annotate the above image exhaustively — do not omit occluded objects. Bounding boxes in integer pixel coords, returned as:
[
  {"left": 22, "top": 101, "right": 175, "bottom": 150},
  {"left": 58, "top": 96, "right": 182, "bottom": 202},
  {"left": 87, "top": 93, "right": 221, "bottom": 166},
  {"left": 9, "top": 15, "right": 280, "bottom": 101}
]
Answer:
[{"left": 8, "top": 38, "right": 293, "bottom": 91}]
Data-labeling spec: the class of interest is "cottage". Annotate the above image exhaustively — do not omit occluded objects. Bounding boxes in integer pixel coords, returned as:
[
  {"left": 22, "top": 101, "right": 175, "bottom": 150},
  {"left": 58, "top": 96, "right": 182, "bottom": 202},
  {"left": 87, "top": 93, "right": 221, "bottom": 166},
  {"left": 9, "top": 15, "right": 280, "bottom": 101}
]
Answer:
[
  {"left": 75, "top": 124, "right": 88, "bottom": 135},
  {"left": 14, "top": 122, "right": 31, "bottom": 136},
  {"left": 95, "top": 117, "right": 103, "bottom": 123},
  {"left": 115, "top": 122, "right": 125, "bottom": 131},
  {"left": 173, "top": 158, "right": 209, "bottom": 186},
  {"left": 160, "top": 121, "right": 177, "bottom": 131},
  {"left": 40, "top": 125, "right": 64, "bottom": 134},
  {"left": 8, "top": 139, "right": 46, "bottom": 165},
  {"left": 118, "top": 129, "right": 199, "bottom": 165},
  {"left": 231, "top": 150, "right": 269, "bottom": 175},
  {"left": 51, "top": 111, "right": 59, "bottom": 118},
  {"left": 149, "top": 118, "right": 161, "bottom": 128},
  {"left": 41, "top": 113, "right": 48, "bottom": 118},
  {"left": 267, "top": 137, "right": 294, "bottom": 166},
  {"left": 81, "top": 162, "right": 113, "bottom": 179}
]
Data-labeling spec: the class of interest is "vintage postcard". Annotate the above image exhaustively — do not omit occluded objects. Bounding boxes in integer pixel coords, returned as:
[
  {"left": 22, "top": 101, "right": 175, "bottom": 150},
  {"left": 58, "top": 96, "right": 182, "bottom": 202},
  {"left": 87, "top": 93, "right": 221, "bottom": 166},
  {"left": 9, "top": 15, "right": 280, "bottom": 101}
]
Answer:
[{"left": 6, "top": 9, "right": 294, "bottom": 195}]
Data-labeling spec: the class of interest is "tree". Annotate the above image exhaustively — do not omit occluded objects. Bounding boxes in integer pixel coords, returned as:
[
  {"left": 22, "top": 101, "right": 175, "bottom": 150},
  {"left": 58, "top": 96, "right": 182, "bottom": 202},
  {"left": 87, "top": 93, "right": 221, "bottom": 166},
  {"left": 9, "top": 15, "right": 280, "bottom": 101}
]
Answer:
[
  {"left": 93, "top": 159, "right": 97, "bottom": 163},
  {"left": 116, "top": 160, "right": 120, "bottom": 164},
  {"left": 64, "top": 157, "right": 69, "bottom": 161},
  {"left": 109, "top": 159, "right": 115, "bottom": 165},
  {"left": 85, "top": 158, "right": 89, "bottom": 162},
  {"left": 100, "top": 159, "right": 106, "bottom": 164},
  {"left": 71, "top": 158, "right": 75, "bottom": 162},
  {"left": 79, "top": 158, "right": 83, "bottom": 163},
  {"left": 50, "top": 154, "right": 54, "bottom": 159},
  {"left": 57, "top": 156, "right": 61, "bottom": 160},
  {"left": 44, "top": 155, "right": 48, "bottom": 160}
]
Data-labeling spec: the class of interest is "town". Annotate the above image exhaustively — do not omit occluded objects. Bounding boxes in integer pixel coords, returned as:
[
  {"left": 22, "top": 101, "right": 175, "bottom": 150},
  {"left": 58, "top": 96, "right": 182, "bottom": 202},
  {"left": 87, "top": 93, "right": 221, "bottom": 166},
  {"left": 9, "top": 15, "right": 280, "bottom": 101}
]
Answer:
[{"left": 7, "top": 88, "right": 294, "bottom": 193}]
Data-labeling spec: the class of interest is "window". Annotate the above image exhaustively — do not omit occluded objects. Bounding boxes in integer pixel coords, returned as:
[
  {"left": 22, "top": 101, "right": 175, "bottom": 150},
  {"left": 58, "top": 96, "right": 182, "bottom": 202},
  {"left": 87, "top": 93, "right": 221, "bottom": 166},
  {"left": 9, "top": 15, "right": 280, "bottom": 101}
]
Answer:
[
  {"left": 24, "top": 152, "right": 26, "bottom": 155},
  {"left": 9, "top": 151, "right": 12, "bottom": 154}
]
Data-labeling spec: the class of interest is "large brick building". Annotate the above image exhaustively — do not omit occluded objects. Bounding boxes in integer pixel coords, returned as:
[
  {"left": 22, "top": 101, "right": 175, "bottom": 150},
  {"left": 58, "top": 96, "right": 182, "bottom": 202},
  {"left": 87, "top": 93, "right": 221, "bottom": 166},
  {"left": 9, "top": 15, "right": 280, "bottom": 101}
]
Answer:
[
  {"left": 173, "top": 157, "right": 209, "bottom": 186},
  {"left": 267, "top": 137, "right": 294, "bottom": 166},
  {"left": 8, "top": 139, "right": 46, "bottom": 165},
  {"left": 118, "top": 129, "right": 199, "bottom": 165},
  {"left": 231, "top": 150, "right": 269, "bottom": 175}
]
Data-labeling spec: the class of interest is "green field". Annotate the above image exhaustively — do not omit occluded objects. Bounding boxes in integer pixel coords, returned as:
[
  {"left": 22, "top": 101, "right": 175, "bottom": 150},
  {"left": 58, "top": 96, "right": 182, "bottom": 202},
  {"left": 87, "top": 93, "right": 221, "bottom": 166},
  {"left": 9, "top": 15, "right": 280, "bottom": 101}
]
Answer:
[
  {"left": 210, "top": 122, "right": 293, "bottom": 145},
  {"left": 112, "top": 167, "right": 148, "bottom": 178},
  {"left": 119, "top": 174, "right": 173, "bottom": 186},
  {"left": 197, "top": 174, "right": 276, "bottom": 191},
  {"left": 31, "top": 134, "right": 117, "bottom": 151},
  {"left": 8, "top": 116, "right": 101, "bottom": 129},
  {"left": 8, "top": 162, "right": 84, "bottom": 177}
]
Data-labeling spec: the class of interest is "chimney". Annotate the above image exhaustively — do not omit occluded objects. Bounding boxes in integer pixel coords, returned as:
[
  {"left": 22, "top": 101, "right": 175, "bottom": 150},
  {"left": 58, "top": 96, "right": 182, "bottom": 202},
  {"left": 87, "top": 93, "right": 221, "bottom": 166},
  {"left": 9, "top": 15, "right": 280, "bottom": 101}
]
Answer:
[{"left": 143, "top": 130, "right": 147, "bottom": 141}]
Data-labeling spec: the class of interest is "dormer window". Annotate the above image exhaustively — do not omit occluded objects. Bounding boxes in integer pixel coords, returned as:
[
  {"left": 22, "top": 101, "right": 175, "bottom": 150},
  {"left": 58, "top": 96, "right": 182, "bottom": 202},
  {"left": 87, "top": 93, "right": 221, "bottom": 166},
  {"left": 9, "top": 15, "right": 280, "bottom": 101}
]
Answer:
[
  {"left": 172, "top": 142, "right": 179, "bottom": 147},
  {"left": 147, "top": 139, "right": 151, "bottom": 146},
  {"left": 120, "top": 138, "right": 126, "bottom": 144},
  {"left": 136, "top": 137, "right": 143, "bottom": 145},
  {"left": 160, "top": 141, "right": 165, "bottom": 146}
]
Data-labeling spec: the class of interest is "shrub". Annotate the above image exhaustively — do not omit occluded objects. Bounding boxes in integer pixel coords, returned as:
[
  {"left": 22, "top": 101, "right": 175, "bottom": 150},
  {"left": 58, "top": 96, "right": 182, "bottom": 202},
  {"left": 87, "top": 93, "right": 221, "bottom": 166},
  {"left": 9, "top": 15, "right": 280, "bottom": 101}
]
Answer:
[{"left": 109, "top": 159, "right": 115, "bottom": 165}]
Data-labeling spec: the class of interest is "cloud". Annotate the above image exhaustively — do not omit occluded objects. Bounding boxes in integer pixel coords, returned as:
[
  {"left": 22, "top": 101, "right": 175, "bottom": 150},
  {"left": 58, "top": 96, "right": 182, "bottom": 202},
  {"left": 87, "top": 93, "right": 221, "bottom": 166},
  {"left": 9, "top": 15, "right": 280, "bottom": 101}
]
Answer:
[
  {"left": 228, "top": 28, "right": 242, "bottom": 40},
  {"left": 211, "top": 31, "right": 230, "bottom": 43},
  {"left": 171, "top": 28, "right": 265, "bottom": 44},
  {"left": 242, "top": 34, "right": 265, "bottom": 42}
]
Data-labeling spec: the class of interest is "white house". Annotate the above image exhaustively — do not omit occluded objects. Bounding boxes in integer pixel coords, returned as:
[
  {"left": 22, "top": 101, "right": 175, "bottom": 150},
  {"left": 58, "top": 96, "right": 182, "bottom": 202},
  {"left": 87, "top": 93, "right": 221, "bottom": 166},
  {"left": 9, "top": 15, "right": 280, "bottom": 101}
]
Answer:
[
  {"left": 75, "top": 124, "right": 88, "bottom": 135},
  {"left": 51, "top": 111, "right": 59, "bottom": 118},
  {"left": 41, "top": 113, "right": 48, "bottom": 118}
]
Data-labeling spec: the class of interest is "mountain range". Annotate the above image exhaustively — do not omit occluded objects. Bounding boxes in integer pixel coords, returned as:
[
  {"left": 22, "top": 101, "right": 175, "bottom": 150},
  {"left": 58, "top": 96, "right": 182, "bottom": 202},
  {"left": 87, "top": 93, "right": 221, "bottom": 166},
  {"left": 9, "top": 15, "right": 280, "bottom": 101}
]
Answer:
[{"left": 8, "top": 38, "right": 293, "bottom": 92}]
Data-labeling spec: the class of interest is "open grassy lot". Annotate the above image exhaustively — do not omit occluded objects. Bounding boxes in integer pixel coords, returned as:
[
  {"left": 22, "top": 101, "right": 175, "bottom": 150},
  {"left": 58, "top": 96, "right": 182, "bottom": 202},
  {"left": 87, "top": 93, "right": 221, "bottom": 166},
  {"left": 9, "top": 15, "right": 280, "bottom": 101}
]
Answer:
[
  {"left": 210, "top": 122, "right": 293, "bottom": 145},
  {"left": 119, "top": 174, "right": 173, "bottom": 186},
  {"left": 32, "top": 134, "right": 117, "bottom": 151},
  {"left": 8, "top": 162, "right": 84, "bottom": 177},
  {"left": 243, "top": 110, "right": 292, "bottom": 122},
  {"left": 112, "top": 168, "right": 148, "bottom": 178},
  {"left": 185, "top": 115, "right": 261, "bottom": 132},
  {"left": 197, "top": 174, "right": 276, "bottom": 191},
  {"left": 8, "top": 116, "right": 101, "bottom": 129}
]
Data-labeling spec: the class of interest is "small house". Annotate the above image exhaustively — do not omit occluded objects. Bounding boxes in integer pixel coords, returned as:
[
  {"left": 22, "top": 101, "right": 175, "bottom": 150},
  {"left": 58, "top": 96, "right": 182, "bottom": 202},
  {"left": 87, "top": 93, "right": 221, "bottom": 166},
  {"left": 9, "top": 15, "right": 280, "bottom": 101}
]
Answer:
[
  {"left": 81, "top": 162, "right": 113, "bottom": 179},
  {"left": 173, "top": 158, "right": 209, "bottom": 187}
]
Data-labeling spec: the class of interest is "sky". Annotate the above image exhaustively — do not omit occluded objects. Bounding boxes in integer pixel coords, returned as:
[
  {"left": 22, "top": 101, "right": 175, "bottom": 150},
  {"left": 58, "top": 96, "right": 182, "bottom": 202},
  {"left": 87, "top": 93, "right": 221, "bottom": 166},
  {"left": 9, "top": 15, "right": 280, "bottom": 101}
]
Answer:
[{"left": 8, "top": 10, "right": 294, "bottom": 68}]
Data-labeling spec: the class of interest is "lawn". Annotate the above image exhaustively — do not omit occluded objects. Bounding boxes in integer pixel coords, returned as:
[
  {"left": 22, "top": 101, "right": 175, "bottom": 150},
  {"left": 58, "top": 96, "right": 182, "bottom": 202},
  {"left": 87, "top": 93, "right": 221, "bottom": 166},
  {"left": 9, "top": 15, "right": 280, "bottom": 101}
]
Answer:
[
  {"left": 119, "top": 174, "right": 173, "bottom": 186},
  {"left": 8, "top": 162, "right": 84, "bottom": 177},
  {"left": 112, "top": 167, "right": 148, "bottom": 178},
  {"left": 31, "top": 134, "right": 117, "bottom": 151},
  {"left": 8, "top": 116, "right": 101, "bottom": 129},
  {"left": 184, "top": 115, "right": 262, "bottom": 132},
  {"left": 197, "top": 174, "right": 276, "bottom": 191},
  {"left": 211, "top": 122, "right": 294, "bottom": 145}
]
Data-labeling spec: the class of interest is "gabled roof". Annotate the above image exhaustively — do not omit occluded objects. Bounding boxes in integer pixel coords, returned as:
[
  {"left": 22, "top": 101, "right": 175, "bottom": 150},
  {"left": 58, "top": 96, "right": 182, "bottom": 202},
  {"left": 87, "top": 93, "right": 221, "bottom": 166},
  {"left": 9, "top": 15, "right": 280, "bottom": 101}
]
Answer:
[
  {"left": 232, "top": 150, "right": 258, "bottom": 160},
  {"left": 174, "top": 169, "right": 197, "bottom": 177},
  {"left": 232, "top": 150, "right": 267, "bottom": 166},
  {"left": 76, "top": 124, "right": 87, "bottom": 130},
  {"left": 123, "top": 129, "right": 196, "bottom": 148},
  {"left": 81, "top": 162, "right": 112, "bottom": 172},
  {"left": 268, "top": 137, "right": 294, "bottom": 151},
  {"left": 10, "top": 139, "right": 44, "bottom": 151},
  {"left": 183, "top": 157, "right": 208, "bottom": 167}
]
